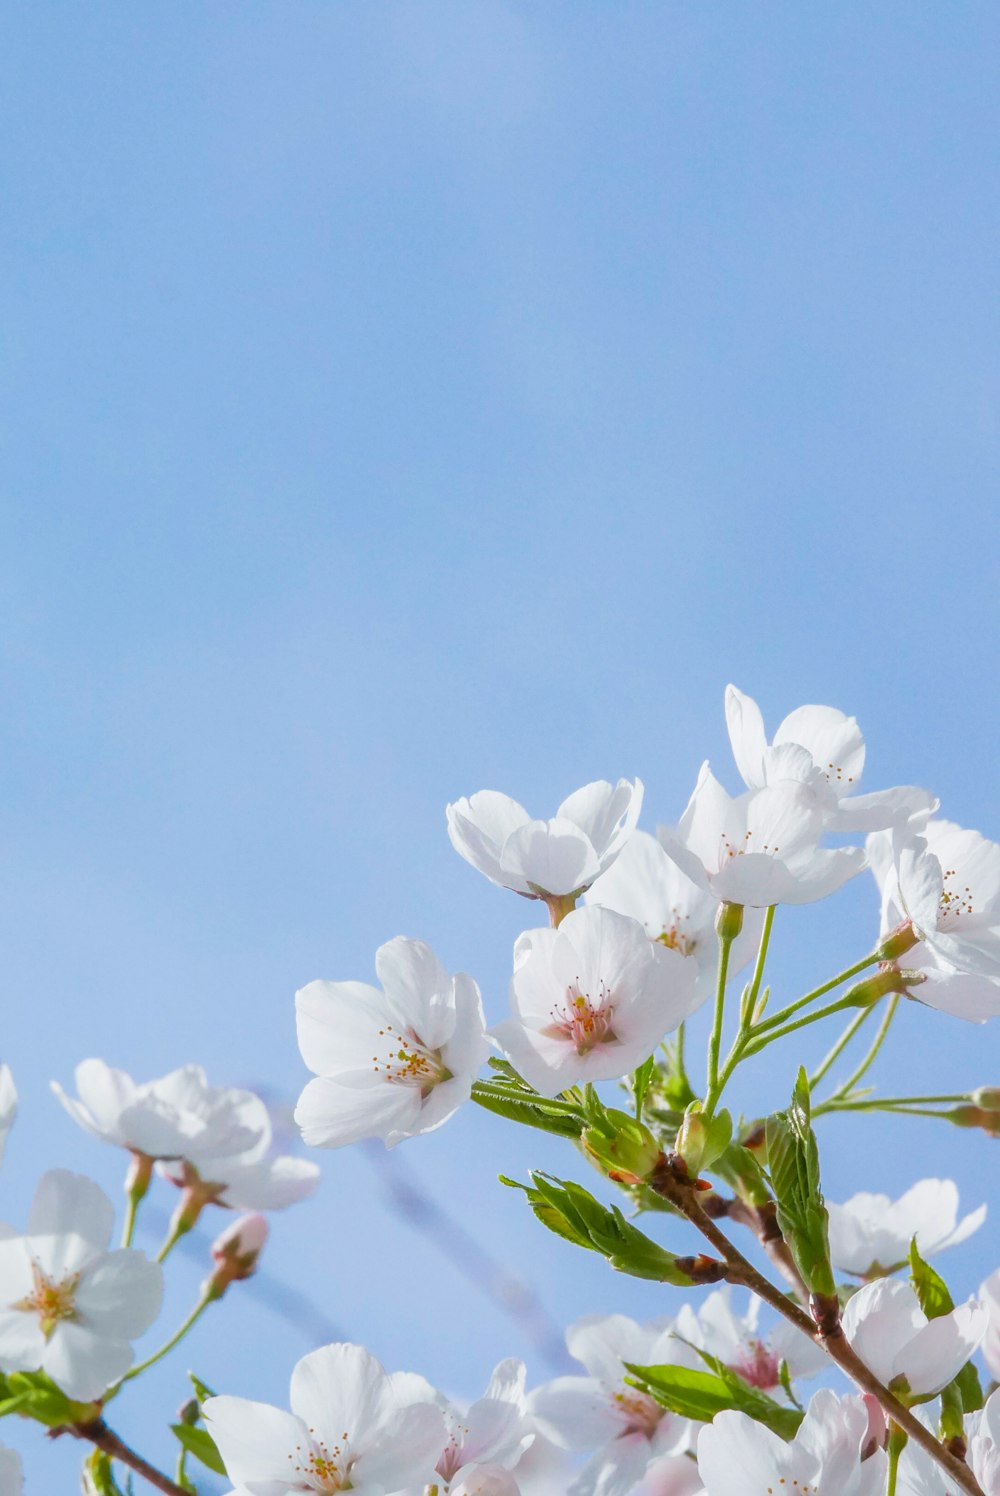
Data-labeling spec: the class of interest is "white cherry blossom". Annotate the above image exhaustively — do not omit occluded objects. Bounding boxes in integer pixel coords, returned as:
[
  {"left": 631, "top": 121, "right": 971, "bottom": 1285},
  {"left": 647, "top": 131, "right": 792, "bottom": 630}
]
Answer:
[
  {"left": 827, "top": 1179, "right": 986, "bottom": 1277},
  {"left": 449, "top": 1467, "right": 521, "bottom": 1496},
  {"left": 636, "top": 1453, "right": 703, "bottom": 1495},
  {"left": 970, "top": 1387, "right": 1000, "bottom": 1496},
  {"left": 0, "top": 1170, "right": 162, "bottom": 1402},
  {"left": 203, "top": 1341, "right": 447, "bottom": 1495},
  {"left": 583, "top": 832, "right": 765, "bottom": 1012},
  {"left": 446, "top": 779, "right": 643, "bottom": 902},
  {"left": 529, "top": 1312, "right": 696, "bottom": 1496},
  {"left": 696, "top": 1388, "right": 887, "bottom": 1496},
  {"left": 841, "top": 1277, "right": 987, "bottom": 1397},
  {"left": 158, "top": 1143, "right": 319, "bottom": 1211},
  {"left": 867, "top": 821, "right": 1000, "bottom": 1018},
  {"left": 672, "top": 1287, "right": 827, "bottom": 1391},
  {"left": 492, "top": 906, "right": 698, "bottom": 1098},
  {"left": 396, "top": 1357, "right": 531, "bottom": 1491},
  {"left": 724, "top": 685, "right": 935, "bottom": 833},
  {"left": 979, "top": 1267, "right": 1000, "bottom": 1382},
  {"left": 0, "top": 1066, "right": 16, "bottom": 1167},
  {"left": 658, "top": 762, "right": 865, "bottom": 908},
  {"left": 295, "top": 936, "right": 489, "bottom": 1149},
  {"left": 51, "top": 1059, "right": 272, "bottom": 1163}
]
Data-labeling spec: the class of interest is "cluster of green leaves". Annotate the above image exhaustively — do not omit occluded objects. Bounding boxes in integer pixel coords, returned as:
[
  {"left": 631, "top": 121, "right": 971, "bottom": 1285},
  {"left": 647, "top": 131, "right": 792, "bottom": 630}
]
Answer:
[{"left": 764, "top": 1068, "right": 836, "bottom": 1298}]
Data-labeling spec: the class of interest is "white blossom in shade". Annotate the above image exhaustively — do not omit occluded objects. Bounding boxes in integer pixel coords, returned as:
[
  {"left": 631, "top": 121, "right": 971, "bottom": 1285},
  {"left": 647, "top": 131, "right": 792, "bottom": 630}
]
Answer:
[
  {"left": 672, "top": 1287, "right": 827, "bottom": 1391},
  {"left": 867, "top": 820, "right": 1000, "bottom": 1018},
  {"left": 635, "top": 1452, "right": 703, "bottom": 1496},
  {"left": 696, "top": 1388, "right": 887, "bottom": 1496},
  {"left": 827, "top": 1179, "right": 986, "bottom": 1277},
  {"left": 0, "top": 1067, "right": 16, "bottom": 1167},
  {"left": 841, "top": 1277, "right": 987, "bottom": 1397},
  {"left": 294, "top": 936, "right": 488, "bottom": 1150},
  {"left": 658, "top": 763, "right": 866, "bottom": 909},
  {"left": 529, "top": 1313, "right": 697, "bottom": 1496},
  {"left": 446, "top": 779, "right": 643, "bottom": 901},
  {"left": 509, "top": 1430, "right": 576, "bottom": 1496},
  {"left": 724, "top": 684, "right": 936, "bottom": 833},
  {"left": 978, "top": 1268, "right": 1000, "bottom": 1382},
  {"left": 492, "top": 906, "right": 698, "bottom": 1098},
  {"left": 583, "top": 832, "right": 765, "bottom": 1013},
  {"left": 970, "top": 1388, "right": 1000, "bottom": 1496},
  {"left": 449, "top": 1466, "right": 521, "bottom": 1496},
  {"left": 0, "top": 1169, "right": 162, "bottom": 1402},
  {"left": 51, "top": 1059, "right": 272, "bottom": 1163},
  {"left": 158, "top": 1144, "right": 319, "bottom": 1211},
  {"left": 0, "top": 1445, "right": 22, "bottom": 1496},
  {"left": 395, "top": 1358, "right": 532, "bottom": 1491},
  {"left": 203, "top": 1341, "right": 447, "bottom": 1495}
]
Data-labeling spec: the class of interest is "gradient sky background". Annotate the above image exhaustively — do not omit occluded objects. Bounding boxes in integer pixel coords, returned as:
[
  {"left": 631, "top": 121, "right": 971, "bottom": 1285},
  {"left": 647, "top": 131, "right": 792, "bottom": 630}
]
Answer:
[{"left": 1, "top": 3, "right": 999, "bottom": 1488}]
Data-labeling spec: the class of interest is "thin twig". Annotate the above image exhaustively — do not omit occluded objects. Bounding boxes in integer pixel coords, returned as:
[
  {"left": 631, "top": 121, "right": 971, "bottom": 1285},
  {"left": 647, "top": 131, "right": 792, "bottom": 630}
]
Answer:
[{"left": 71, "top": 1420, "right": 189, "bottom": 1496}]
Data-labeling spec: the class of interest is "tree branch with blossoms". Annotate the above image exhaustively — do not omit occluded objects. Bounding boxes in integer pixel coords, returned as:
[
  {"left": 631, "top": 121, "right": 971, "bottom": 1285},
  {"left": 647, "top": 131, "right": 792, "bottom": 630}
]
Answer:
[{"left": 1, "top": 684, "right": 999, "bottom": 1495}]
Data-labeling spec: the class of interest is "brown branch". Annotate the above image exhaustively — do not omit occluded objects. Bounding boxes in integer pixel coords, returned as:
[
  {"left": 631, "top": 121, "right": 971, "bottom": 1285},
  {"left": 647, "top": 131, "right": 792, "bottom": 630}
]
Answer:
[
  {"left": 704, "top": 1192, "right": 809, "bottom": 1305},
  {"left": 71, "top": 1420, "right": 189, "bottom": 1496},
  {"left": 651, "top": 1157, "right": 985, "bottom": 1496}
]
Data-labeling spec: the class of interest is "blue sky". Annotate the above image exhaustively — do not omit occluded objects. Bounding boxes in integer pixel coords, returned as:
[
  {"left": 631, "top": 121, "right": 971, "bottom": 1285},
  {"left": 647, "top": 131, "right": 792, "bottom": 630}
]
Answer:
[{"left": 1, "top": 2, "right": 998, "bottom": 1487}]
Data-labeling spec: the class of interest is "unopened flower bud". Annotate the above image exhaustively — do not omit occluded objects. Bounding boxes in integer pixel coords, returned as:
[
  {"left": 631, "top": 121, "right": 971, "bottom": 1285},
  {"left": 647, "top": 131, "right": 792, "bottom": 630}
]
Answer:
[
  {"left": 674, "top": 1103, "right": 732, "bottom": 1178},
  {"left": 582, "top": 1114, "right": 662, "bottom": 1185},
  {"left": 948, "top": 1099, "right": 1000, "bottom": 1137},
  {"left": 842, "top": 964, "right": 918, "bottom": 1008},
  {"left": 205, "top": 1213, "right": 268, "bottom": 1299},
  {"left": 715, "top": 901, "right": 745, "bottom": 942}
]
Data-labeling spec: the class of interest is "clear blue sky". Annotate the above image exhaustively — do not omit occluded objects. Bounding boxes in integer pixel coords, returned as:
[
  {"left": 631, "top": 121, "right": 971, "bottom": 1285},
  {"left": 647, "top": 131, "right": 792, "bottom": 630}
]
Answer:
[{"left": 1, "top": 3, "right": 998, "bottom": 1488}]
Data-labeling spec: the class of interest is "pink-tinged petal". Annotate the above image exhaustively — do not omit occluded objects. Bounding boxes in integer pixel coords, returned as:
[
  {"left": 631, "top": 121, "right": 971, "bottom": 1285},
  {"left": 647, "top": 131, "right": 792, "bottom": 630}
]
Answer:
[
  {"left": 638, "top": 1452, "right": 703, "bottom": 1495},
  {"left": 0, "top": 1309, "right": 47, "bottom": 1370},
  {"left": 203, "top": 1393, "right": 310, "bottom": 1489},
  {"left": 75, "top": 1250, "right": 163, "bottom": 1338},
  {"left": 501, "top": 819, "right": 601, "bottom": 898},
  {"left": 295, "top": 1073, "right": 419, "bottom": 1149},
  {"left": 528, "top": 1375, "right": 622, "bottom": 1449},
  {"left": 774, "top": 704, "right": 865, "bottom": 788},
  {"left": 902, "top": 1300, "right": 988, "bottom": 1395},
  {"left": 450, "top": 1464, "right": 520, "bottom": 1496},
  {"left": 43, "top": 1321, "right": 132, "bottom": 1401},
  {"left": 725, "top": 686, "right": 768, "bottom": 790},
  {"left": 295, "top": 979, "right": 390, "bottom": 1076},
  {"left": 28, "top": 1171, "right": 113, "bottom": 1268},
  {"left": 557, "top": 778, "right": 643, "bottom": 866}
]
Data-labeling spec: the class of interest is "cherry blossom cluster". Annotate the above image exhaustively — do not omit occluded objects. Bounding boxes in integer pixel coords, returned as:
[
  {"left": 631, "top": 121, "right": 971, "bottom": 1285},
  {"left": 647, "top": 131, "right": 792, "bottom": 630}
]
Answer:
[{"left": 1, "top": 684, "right": 999, "bottom": 1495}]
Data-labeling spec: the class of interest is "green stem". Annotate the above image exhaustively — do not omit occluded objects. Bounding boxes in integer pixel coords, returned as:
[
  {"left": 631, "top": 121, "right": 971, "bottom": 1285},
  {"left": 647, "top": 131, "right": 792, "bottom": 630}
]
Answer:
[
  {"left": 744, "top": 905, "right": 776, "bottom": 1021},
  {"left": 706, "top": 906, "right": 777, "bottom": 1111},
  {"left": 887, "top": 1423, "right": 907, "bottom": 1496},
  {"left": 124, "top": 1293, "right": 214, "bottom": 1382},
  {"left": 824, "top": 995, "right": 900, "bottom": 1099},
  {"left": 121, "top": 1154, "right": 153, "bottom": 1250},
  {"left": 808, "top": 1004, "right": 876, "bottom": 1090},
  {"left": 750, "top": 952, "right": 880, "bottom": 1037},
  {"left": 470, "top": 1082, "right": 582, "bottom": 1115},
  {"left": 741, "top": 990, "right": 865, "bottom": 1058},
  {"left": 705, "top": 928, "right": 735, "bottom": 1117}
]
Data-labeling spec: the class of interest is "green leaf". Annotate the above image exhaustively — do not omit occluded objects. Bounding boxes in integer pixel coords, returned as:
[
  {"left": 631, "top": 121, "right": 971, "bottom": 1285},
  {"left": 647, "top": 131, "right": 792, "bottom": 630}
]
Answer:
[
  {"left": 908, "top": 1239, "right": 984, "bottom": 1429},
  {"left": 83, "top": 1449, "right": 128, "bottom": 1496},
  {"left": 188, "top": 1371, "right": 217, "bottom": 1404},
  {"left": 171, "top": 1423, "right": 226, "bottom": 1476},
  {"left": 632, "top": 1055, "right": 656, "bottom": 1119},
  {"left": 472, "top": 1083, "right": 583, "bottom": 1138},
  {"left": 764, "top": 1069, "right": 836, "bottom": 1297},
  {"left": 625, "top": 1361, "right": 803, "bottom": 1439},
  {"left": 501, "top": 1172, "right": 712, "bottom": 1284},
  {"left": 661, "top": 1034, "right": 697, "bottom": 1111},
  {"left": 908, "top": 1237, "right": 954, "bottom": 1318},
  {"left": 3, "top": 1370, "right": 97, "bottom": 1428},
  {"left": 712, "top": 1140, "right": 772, "bottom": 1207}
]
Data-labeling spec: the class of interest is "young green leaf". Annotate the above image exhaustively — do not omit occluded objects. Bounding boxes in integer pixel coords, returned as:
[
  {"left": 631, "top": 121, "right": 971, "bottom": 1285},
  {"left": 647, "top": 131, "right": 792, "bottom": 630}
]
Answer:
[
  {"left": 765, "top": 1069, "right": 836, "bottom": 1297},
  {"left": 170, "top": 1423, "right": 227, "bottom": 1476}
]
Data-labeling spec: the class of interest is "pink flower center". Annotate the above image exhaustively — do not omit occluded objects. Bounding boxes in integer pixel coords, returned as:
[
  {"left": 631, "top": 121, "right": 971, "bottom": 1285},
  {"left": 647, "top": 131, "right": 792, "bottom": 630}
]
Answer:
[
  {"left": 733, "top": 1339, "right": 780, "bottom": 1390},
  {"left": 544, "top": 981, "right": 617, "bottom": 1054},
  {"left": 612, "top": 1387, "right": 663, "bottom": 1439}
]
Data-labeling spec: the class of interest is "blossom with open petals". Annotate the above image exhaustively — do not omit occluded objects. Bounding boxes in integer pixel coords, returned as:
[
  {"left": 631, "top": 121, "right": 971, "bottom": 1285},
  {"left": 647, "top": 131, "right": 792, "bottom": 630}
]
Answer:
[
  {"left": 970, "top": 1388, "right": 1000, "bottom": 1496},
  {"left": 658, "top": 762, "right": 865, "bottom": 908},
  {"left": 672, "top": 1287, "right": 826, "bottom": 1391},
  {"left": 841, "top": 1277, "right": 987, "bottom": 1396},
  {"left": 52, "top": 1059, "right": 272, "bottom": 1163},
  {"left": 867, "top": 820, "right": 1000, "bottom": 1019},
  {"left": 529, "top": 1313, "right": 696, "bottom": 1496},
  {"left": 697, "top": 1388, "right": 886, "bottom": 1495},
  {"left": 295, "top": 936, "right": 488, "bottom": 1149},
  {"left": 583, "top": 832, "right": 764, "bottom": 1012},
  {"left": 203, "top": 1341, "right": 446, "bottom": 1495},
  {"left": 827, "top": 1179, "right": 985, "bottom": 1277},
  {"left": 492, "top": 906, "right": 697, "bottom": 1097},
  {"left": 158, "top": 1144, "right": 319, "bottom": 1212},
  {"left": 446, "top": 779, "right": 643, "bottom": 903},
  {"left": 725, "top": 684, "right": 935, "bottom": 833},
  {"left": 397, "top": 1358, "right": 531, "bottom": 1493},
  {"left": 450, "top": 1467, "right": 521, "bottom": 1496},
  {"left": 0, "top": 1170, "right": 162, "bottom": 1401}
]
